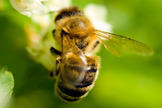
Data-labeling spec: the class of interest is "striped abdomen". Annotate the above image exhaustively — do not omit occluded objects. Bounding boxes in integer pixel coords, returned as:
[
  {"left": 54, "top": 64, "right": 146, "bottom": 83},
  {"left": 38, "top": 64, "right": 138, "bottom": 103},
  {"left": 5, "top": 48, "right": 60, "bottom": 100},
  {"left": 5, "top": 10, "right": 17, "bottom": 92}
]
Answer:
[{"left": 55, "top": 56, "right": 99, "bottom": 103}]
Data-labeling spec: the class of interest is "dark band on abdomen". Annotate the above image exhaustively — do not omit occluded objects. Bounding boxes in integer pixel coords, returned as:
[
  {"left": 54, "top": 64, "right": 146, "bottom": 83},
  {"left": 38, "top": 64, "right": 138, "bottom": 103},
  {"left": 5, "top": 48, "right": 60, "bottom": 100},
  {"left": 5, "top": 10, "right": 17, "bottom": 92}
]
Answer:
[
  {"left": 75, "top": 82, "right": 93, "bottom": 88},
  {"left": 58, "top": 83, "right": 87, "bottom": 97},
  {"left": 87, "top": 67, "right": 97, "bottom": 73},
  {"left": 56, "top": 88, "right": 80, "bottom": 102},
  {"left": 77, "top": 66, "right": 97, "bottom": 88}
]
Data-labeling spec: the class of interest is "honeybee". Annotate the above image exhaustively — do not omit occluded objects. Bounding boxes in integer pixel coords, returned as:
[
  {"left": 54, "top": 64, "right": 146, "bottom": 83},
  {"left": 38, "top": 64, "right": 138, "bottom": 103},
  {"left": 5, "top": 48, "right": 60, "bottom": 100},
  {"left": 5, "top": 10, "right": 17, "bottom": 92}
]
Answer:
[
  {"left": 50, "top": 6, "right": 153, "bottom": 103},
  {"left": 50, "top": 35, "right": 99, "bottom": 103}
]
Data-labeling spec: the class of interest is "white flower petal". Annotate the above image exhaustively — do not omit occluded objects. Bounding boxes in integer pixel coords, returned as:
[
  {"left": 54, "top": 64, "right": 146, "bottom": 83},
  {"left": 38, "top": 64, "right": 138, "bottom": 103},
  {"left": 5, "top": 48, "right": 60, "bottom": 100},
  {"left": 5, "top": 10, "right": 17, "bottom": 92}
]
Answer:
[
  {"left": 92, "top": 20, "right": 112, "bottom": 32},
  {"left": 84, "top": 4, "right": 112, "bottom": 32},
  {"left": 10, "top": 0, "right": 71, "bottom": 16},
  {"left": 43, "top": 0, "right": 71, "bottom": 11},
  {"left": 32, "top": 15, "right": 51, "bottom": 28},
  {"left": 10, "top": 0, "right": 48, "bottom": 16}
]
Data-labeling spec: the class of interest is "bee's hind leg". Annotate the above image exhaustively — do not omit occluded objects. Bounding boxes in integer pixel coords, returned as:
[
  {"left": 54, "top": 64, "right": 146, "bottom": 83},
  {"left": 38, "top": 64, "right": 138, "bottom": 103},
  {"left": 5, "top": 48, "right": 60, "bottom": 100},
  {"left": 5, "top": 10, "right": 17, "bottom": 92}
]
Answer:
[
  {"left": 48, "top": 56, "right": 61, "bottom": 78},
  {"left": 48, "top": 47, "right": 62, "bottom": 78}
]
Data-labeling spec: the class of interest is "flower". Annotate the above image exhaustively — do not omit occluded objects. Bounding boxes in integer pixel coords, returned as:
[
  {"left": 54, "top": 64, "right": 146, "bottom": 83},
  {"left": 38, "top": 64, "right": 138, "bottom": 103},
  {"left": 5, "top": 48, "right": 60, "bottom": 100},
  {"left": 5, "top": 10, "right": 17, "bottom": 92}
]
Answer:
[
  {"left": 10, "top": 0, "right": 71, "bottom": 16},
  {"left": 25, "top": 25, "right": 57, "bottom": 71},
  {"left": 10, "top": 0, "right": 47, "bottom": 16},
  {"left": 84, "top": 4, "right": 112, "bottom": 32},
  {"left": 42, "top": 0, "right": 71, "bottom": 12}
]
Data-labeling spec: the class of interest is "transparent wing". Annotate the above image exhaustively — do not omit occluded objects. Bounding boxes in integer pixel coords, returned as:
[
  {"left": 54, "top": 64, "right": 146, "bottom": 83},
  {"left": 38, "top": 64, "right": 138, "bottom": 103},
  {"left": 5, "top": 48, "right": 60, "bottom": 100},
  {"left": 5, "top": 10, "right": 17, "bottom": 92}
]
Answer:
[{"left": 95, "top": 30, "right": 153, "bottom": 56}]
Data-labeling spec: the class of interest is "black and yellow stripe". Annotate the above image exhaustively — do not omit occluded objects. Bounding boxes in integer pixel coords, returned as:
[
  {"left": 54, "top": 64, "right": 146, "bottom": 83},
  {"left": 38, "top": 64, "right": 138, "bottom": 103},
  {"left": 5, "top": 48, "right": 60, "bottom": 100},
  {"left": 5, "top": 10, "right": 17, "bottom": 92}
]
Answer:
[
  {"left": 55, "top": 63, "right": 98, "bottom": 103},
  {"left": 55, "top": 77, "right": 89, "bottom": 103}
]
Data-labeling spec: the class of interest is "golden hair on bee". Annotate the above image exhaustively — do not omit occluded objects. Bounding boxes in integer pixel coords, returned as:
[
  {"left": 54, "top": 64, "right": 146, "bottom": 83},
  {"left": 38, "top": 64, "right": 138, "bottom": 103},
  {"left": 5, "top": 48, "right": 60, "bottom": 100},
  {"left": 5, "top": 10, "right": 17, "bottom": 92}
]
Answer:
[
  {"left": 54, "top": 53, "right": 99, "bottom": 103},
  {"left": 55, "top": 6, "right": 94, "bottom": 38}
]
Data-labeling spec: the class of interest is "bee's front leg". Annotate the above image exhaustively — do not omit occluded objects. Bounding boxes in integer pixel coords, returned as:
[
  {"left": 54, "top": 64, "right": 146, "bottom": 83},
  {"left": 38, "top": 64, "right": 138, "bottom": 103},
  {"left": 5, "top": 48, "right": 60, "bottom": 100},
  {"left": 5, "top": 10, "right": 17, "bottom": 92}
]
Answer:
[{"left": 50, "top": 47, "right": 62, "bottom": 55}]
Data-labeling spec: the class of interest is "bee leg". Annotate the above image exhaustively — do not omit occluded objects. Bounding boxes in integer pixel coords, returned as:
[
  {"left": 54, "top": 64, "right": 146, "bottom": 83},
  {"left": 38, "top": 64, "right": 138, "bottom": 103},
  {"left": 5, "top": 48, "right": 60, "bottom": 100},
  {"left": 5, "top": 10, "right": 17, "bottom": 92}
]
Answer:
[
  {"left": 52, "top": 29, "right": 56, "bottom": 37},
  {"left": 48, "top": 71, "right": 55, "bottom": 78},
  {"left": 55, "top": 57, "right": 61, "bottom": 76},
  {"left": 50, "top": 47, "right": 62, "bottom": 55},
  {"left": 48, "top": 69, "right": 59, "bottom": 79},
  {"left": 49, "top": 46, "right": 62, "bottom": 78},
  {"left": 48, "top": 57, "right": 61, "bottom": 78}
]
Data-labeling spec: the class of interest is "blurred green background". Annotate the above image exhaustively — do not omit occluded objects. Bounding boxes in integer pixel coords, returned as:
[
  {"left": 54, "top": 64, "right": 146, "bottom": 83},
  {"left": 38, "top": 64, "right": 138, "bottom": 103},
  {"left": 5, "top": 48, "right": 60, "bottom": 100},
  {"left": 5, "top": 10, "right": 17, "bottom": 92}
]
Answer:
[{"left": 0, "top": 0, "right": 162, "bottom": 108}]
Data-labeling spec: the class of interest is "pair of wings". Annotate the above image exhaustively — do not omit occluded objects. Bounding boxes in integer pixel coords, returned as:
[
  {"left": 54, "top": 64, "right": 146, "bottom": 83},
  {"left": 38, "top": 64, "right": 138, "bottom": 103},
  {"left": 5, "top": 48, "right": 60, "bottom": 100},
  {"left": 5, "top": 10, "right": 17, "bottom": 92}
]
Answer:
[
  {"left": 64, "top": 29, "right": 153, "bottom": 56},
  {"left": 94, "top": 30, "right": 153, "bottom": 56}
]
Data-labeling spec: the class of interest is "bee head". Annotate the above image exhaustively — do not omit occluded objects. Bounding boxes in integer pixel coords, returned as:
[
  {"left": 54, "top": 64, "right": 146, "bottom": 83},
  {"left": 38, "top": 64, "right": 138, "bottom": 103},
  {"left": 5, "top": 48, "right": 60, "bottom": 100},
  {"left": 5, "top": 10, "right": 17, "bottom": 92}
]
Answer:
[
  {"left": 55, "top": 6, "right": 83, "bottom": 22},
  {"left": 55, "top": 6, "right": 94, "bottom": 38}
]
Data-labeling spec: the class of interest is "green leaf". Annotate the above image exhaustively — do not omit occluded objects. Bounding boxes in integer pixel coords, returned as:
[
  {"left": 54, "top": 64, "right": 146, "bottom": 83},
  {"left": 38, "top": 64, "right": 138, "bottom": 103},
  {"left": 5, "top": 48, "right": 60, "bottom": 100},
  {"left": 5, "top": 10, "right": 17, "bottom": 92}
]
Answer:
[{"left": 0, "top": 68, "right": 14, "bottom": 108}]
